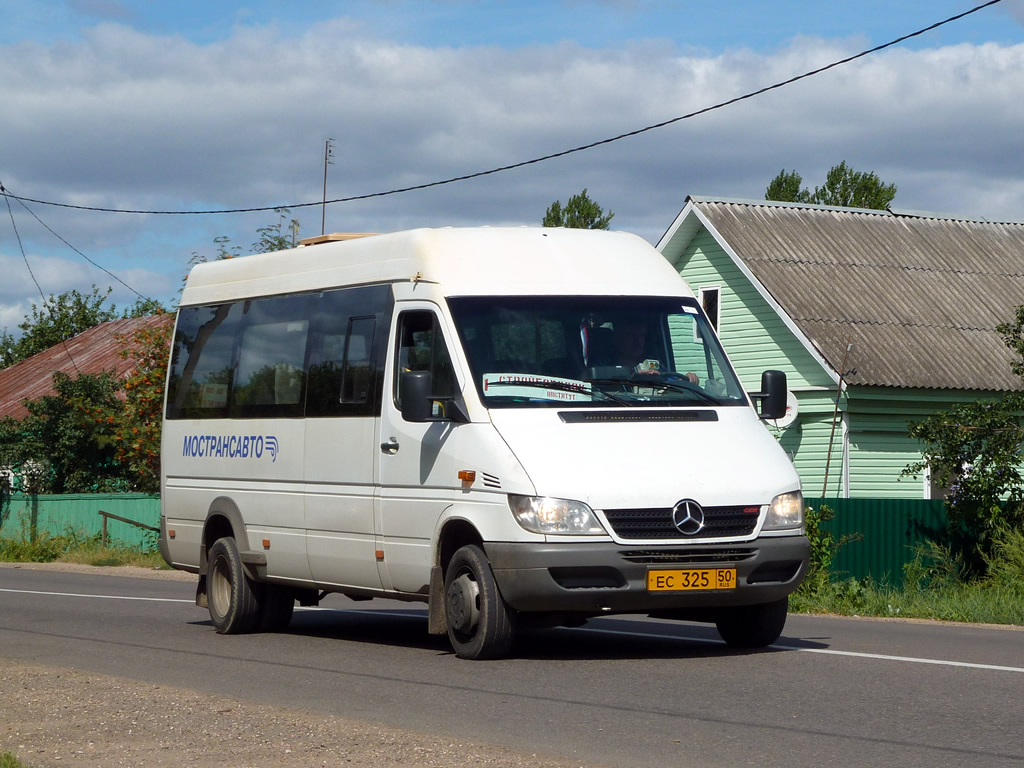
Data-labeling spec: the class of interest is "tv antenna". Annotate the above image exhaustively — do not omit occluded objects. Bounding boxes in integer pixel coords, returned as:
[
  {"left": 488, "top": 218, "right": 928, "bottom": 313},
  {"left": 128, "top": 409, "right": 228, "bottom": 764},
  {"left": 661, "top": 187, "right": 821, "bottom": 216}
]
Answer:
[{"left": 321, "top": 137, "right": 335, "bottom": 235}]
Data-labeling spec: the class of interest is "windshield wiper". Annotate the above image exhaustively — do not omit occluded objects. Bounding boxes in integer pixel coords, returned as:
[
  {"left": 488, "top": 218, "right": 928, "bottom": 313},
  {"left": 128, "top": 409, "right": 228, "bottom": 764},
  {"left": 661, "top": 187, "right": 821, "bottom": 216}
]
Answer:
[{"left": 586, "top": 377, "right": 721, "bottom": 405}]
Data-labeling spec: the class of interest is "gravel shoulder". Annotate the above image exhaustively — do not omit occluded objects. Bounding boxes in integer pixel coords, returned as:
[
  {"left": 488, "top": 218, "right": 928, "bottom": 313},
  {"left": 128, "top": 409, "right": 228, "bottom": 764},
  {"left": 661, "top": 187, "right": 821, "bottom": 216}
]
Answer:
[
  {"left": 0, "top": 562, "right": 594, "bottom": 768},
  {"left": 0, "top": 662, "right": 591, "bottom": 768}
]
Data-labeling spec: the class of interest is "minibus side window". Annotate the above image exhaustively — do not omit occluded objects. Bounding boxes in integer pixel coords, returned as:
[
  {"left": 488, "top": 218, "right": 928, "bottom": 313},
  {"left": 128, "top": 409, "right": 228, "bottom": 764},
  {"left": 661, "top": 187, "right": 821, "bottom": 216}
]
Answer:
[
  {"left": 305, "top": 284, "right": 391, "bottom": 418},
  {"left": 340, "top": 316, "right": 375, "bottom": 404},
  {"left": 394, "top": 311, "right": 456, "bottom": 409},
  {"left": 166, "top": 303, "right": 242, "bottom": 419},
  {"left": 231, "top": 294, "right": 311, "bottom": 418}
]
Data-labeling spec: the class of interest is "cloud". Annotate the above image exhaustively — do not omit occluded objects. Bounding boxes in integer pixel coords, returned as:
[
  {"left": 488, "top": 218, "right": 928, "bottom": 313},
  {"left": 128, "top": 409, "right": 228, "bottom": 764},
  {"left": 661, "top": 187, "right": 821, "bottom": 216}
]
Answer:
[
  {"left": 1, "top": 18, "right": 1023, "bottom": 330},
  {"left": 0, "top": 250, "right": 172, "bottom": 334}
]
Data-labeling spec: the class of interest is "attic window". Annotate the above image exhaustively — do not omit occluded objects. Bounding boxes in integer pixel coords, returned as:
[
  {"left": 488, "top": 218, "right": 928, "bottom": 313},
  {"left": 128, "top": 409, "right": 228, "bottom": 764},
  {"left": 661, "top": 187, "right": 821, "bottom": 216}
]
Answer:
[{"left": 699, "top": 286, "right": 721, "bottom": 331}]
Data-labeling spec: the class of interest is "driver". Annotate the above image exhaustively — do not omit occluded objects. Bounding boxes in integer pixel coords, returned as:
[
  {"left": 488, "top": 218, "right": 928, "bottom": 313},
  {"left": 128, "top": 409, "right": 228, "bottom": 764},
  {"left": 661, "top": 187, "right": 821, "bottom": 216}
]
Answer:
[{"left": 612, "top": 321, "right": 698, "bottom": 383}]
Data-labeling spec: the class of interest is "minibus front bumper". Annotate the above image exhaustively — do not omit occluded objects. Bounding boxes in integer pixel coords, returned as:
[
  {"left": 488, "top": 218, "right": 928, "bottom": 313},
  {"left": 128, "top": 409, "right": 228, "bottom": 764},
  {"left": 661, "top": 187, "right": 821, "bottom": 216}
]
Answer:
[{"left": 484, "top": 535, "right": 810, "bottom": 614}]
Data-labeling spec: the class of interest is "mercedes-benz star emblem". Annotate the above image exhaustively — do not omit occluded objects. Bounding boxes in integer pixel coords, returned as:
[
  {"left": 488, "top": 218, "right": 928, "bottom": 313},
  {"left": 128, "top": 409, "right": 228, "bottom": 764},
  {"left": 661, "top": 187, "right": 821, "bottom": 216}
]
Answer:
[{"left": 672, "top": 499, "right": 706, "bottom": 535}]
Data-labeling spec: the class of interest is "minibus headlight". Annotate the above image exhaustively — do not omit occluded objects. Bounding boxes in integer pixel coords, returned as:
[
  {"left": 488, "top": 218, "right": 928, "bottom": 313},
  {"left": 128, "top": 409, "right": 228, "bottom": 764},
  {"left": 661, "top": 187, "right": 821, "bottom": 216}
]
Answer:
[
  {"left": 508, "top": 495, "right": 606, "bottom": 535},
  {"left": 764, "top": 491, "right": 804, "bottom": 530}
]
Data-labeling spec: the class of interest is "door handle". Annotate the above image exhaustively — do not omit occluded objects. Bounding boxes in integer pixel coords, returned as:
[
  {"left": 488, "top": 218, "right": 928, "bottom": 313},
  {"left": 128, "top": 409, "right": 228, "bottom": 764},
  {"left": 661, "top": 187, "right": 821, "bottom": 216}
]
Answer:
[{"left": 380, "top": 438, "right": 399, "bottom": 454}]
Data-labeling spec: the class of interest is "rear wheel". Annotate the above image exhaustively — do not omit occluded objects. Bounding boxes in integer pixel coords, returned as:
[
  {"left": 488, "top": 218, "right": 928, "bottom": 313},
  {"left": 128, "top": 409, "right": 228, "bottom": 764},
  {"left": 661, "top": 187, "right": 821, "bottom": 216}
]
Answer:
[
  {"left": 444, "top": 544, "right": 515, "bottom": 660},
  {"left": 715, "top": 596, "right": 788, "bottom": 648},
  {"left": 207, "top": 537, "right": 262, "bottom": 634}
]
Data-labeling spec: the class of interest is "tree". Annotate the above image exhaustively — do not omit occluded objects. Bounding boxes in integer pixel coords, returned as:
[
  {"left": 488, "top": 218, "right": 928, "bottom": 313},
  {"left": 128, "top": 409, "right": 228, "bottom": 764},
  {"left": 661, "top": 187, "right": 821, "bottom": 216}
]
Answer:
[
  {"left": 109, "top": 316, "right": 173, "bottom": 494},
  {"left": 186, "top": 208, "right": 302, "bottom": 294},
  {"left": 0, "top": 286, "right": 118, "bottom": 368},
  {"left": 765, "top": 170, "right": 811, "bottom": 204},
  {"left": 0, "top": 316, "right": 171, "bottom": 495},
  {"left": 766, "top": 161, "right": 897, "bottom": 210},
  {"left": 123, "top": 297, "right": 168, "bottom": 318},
  {"left": 543, "top": 189, "right": 614, "bottom": 229},
  {"left": 252, "top": 207, "right": 301, "bottom": 253},
  {"left": 0, "top": 370, "right": 127, "bottom": 493},
  {"left": 191, "top": 208, "right": 301, "bottom": 270},
  {"left": 0, "top": 287, "right": 167, "bottom": 369},
  {"left": 904, "top": 306, "right": 1024, "bottom": 575}
]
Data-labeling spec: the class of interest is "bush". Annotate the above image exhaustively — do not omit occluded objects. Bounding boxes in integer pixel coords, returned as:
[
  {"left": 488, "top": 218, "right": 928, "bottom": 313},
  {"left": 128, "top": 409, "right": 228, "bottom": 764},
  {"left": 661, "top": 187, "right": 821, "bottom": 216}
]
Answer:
[
  {"left": 984, "top": 526, "right": 1024, "bottom": 589},
  {"left": 0, "top": 530, "right": 82, "bottom": 562},
  {"left": 797, "top": 504, "right": 861, "bottom": 597}
]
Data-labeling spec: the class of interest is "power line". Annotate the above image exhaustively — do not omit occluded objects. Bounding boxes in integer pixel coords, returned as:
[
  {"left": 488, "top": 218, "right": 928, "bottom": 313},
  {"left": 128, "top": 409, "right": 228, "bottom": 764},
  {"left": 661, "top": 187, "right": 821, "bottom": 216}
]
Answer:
[
  {"left": 9, "top": 193, "right": 148, "bottom": 300},
  {"left": 0, "top": 181, "right": 82, "bottom": 374},
  {"left": 1, "top": 0, "right": 1005, "bottom": 217}
]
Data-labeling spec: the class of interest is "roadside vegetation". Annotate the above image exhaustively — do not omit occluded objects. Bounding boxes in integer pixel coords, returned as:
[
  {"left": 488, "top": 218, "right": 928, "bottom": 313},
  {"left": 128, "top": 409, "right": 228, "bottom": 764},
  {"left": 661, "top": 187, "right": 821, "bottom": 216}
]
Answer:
[
  {"left": 0, "top": 751, "right": 28, "bottom": 768},
  {"left": 791, "top": 505, "right": 1024, "bottom": 626},
  {"left": 0, "top": 526, "right": 165, "bottom": 569}
]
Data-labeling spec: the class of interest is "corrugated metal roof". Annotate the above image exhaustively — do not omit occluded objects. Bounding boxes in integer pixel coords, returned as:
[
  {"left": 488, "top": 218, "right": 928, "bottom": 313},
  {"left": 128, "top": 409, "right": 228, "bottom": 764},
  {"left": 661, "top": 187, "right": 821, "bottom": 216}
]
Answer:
[
  {"left": 680, "top": 198, "right": 1024, "bottom": 391},
  {"left": 0, "top": 314, "right": 173, "bottom": 421}
]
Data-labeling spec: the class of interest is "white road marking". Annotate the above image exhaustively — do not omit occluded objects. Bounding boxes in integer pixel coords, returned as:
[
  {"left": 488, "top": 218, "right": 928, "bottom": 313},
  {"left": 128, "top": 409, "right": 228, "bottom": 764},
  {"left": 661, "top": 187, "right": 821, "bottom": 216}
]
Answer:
[
  {"left": 0, "top": 587, "right": 193, "bottom": 604},
  {"left": 3, "top": 587, "right": 1021, "bottom": 673},
  {"left": 563, "top": 625, "right": 1024, "bottom": 674}
]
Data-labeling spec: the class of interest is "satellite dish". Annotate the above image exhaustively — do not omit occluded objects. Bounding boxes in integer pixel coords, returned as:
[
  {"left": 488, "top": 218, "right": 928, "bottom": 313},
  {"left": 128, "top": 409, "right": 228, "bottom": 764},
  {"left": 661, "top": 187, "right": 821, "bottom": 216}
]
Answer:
[{"left": 773, "top": 390, "right": 799, "bottom": 429}]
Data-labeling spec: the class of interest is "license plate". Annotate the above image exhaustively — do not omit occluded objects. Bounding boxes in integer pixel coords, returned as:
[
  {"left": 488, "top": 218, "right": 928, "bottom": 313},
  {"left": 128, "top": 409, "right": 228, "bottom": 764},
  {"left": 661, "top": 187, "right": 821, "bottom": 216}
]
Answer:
[{"left": 647, "top": 568, "right": 736, "bottom": 591}]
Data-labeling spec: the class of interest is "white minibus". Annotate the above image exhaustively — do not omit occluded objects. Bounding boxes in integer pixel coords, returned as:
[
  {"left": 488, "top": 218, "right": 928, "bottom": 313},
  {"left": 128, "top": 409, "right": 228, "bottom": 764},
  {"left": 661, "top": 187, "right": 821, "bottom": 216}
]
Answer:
[{"left": 160, "top": 226, "right": 808, "bottom": 659}]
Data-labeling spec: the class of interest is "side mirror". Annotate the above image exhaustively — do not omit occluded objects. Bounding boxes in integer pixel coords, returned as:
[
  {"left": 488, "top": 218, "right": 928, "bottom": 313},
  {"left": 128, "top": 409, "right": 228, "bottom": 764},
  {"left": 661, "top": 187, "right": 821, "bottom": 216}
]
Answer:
[
  {"left": 400, "top": 370, "right": 434, "bottom": 423},
  {"left": 754, "top": 369, "right": 787, "bottom": 420}
]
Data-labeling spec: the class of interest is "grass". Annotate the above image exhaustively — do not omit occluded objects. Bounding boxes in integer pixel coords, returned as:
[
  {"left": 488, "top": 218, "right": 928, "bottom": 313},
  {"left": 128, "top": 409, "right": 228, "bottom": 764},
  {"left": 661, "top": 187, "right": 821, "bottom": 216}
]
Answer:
[
  {"left": 0, "top": 752, "right": 28, "bottom": 768},
  {"left": 0, "top": 528, "right": 167, "bottom": 569},
  {"left": 791, "top": 576, "right": 1024, "bottom": 625},
  {"left": 792, "top": 526, "right": 1024, "bottom": 626}
]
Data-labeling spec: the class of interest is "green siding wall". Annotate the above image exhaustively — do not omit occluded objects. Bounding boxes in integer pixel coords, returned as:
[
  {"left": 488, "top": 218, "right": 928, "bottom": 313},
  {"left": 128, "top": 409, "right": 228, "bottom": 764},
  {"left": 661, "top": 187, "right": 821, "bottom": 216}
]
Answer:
[
  {"left": 678, "top": 232, "right": 834, "bottom": 395},
  {"left": 847, "top": 429, "right": 923, "bottom": 499},
  {"left": 777, "top": 411, "right": 845, "bottom": 497}
]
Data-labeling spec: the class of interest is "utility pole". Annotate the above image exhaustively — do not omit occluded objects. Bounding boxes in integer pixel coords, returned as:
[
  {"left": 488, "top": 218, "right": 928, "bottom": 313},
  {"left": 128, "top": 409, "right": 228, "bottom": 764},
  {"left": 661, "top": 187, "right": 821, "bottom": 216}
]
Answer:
[{"left": 321, "top": 137, "right": 335, "bottom": 236}]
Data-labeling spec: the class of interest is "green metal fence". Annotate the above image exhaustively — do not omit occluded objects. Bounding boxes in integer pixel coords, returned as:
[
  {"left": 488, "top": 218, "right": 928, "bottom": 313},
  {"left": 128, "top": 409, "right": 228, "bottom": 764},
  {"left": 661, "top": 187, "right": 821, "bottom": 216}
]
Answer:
[
  {"left": 0, "top": 493, "right": 161, "bottom": 549},
  {"left": 0, "top": 492, "right": 950, "bottom": 581},
  {"left": 806, "top": 497, "right": 949, "bottom": 586}
]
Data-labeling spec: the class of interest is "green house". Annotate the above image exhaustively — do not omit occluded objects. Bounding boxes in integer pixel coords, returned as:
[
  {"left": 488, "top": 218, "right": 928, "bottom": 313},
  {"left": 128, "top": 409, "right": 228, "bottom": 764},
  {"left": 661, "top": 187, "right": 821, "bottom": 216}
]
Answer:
[{"left": 656, "top": 197, "right": 1024, "bottom": 499}]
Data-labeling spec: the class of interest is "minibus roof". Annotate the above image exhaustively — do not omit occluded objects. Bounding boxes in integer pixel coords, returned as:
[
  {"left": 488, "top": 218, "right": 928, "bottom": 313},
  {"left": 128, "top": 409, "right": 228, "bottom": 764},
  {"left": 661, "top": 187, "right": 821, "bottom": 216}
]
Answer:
[{"left": 179, "top": 226, "right": 694, "bottom": 306}]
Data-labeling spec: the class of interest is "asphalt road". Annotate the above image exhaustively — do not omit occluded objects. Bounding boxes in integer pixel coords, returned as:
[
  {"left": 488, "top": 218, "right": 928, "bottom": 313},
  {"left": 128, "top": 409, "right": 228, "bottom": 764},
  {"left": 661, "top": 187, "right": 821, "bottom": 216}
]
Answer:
[{"left": 1, "top": 566, "right": 1022, "bottom": 768}]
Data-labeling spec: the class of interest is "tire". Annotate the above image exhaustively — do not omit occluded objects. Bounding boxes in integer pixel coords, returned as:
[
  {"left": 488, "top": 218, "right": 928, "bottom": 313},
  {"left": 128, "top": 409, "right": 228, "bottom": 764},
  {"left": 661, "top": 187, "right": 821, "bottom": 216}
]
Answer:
[
  {"left": 258, "top": 584, "right": 295, "bottom": 632},
  {"left": 444, "top": 544, "right": 515, "bottom": 660},
  {"left": 207, "top": 537, "right": 262, "bottom": 634},
  {"left": 715, "top": 596, "right": 789, "bottom": 648}
]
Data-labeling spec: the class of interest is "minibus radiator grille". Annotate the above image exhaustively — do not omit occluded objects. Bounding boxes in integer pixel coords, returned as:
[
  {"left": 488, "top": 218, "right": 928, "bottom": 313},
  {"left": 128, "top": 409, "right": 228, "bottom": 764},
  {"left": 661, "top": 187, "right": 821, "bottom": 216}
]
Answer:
[
  {"left": 602, "top": 506, "right": 758, "bottom": 539},
  {"left": 619, "top": 548, "right": 756, "bottom": 565}
]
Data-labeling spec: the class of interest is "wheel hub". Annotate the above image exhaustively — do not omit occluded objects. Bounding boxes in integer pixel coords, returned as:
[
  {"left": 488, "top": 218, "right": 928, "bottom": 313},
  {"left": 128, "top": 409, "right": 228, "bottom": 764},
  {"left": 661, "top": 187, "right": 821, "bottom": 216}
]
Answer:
[{"left": 447, "top": 573, "right": 480, "bottom": 633}]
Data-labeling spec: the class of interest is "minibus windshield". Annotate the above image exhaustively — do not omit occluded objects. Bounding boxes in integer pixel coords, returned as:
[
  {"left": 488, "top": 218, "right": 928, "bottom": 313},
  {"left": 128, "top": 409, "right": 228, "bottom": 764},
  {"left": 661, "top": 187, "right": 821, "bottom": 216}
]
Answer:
[{"left": 447, "top": 296, "right": 748, "bottom": 409}]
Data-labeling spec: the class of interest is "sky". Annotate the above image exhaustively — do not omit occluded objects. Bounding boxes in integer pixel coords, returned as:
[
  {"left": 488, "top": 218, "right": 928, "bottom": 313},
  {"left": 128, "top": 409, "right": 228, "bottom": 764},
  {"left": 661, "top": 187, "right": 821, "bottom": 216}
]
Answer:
[{"left": 1, "top": 0, "right": 1023, "bottom": 335}]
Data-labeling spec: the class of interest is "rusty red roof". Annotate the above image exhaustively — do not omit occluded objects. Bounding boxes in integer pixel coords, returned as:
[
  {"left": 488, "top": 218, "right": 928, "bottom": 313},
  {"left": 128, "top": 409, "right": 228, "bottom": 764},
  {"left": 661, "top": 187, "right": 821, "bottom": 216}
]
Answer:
[{"left": 0, "top": 314, "right": 173, "bottom": 421}]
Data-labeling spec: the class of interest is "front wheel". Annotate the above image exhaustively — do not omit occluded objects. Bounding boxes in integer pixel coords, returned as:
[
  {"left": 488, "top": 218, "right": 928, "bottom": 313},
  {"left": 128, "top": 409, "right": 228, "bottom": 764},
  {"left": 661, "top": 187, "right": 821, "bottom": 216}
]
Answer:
[
  {"left": 715, "top": 596, "right": 788, "bottom": 648},
  {"left": 207, "top": 536, "right": 262, "bottom": 634},
  {"left": 444, "top": 544, "right": 515, "bottom": 660}
]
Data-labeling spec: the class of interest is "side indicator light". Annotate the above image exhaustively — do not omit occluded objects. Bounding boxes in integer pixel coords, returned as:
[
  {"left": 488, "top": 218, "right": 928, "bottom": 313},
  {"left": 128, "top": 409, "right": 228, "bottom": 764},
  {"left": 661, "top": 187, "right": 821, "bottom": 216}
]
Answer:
[
  {"left": 168, "top": 529, "right": 176, "bottom": 539},
  {"left": 458, "top": 470, "right": 476, "bottom": 484},
  {"left": 263, "top": 538, "right": 271, "bottom": 549},
  {"left": 375, "top": 549, "right": 385, "bottom": 561}
]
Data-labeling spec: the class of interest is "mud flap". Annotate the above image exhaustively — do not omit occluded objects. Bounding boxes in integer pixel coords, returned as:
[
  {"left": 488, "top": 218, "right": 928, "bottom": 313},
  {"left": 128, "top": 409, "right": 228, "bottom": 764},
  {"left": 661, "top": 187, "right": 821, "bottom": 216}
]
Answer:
[
  {"left": 195, "top": 574, "right": 208, "bottom": 608},
  {"left": 427, "top": 565, "right": 447, "bottom": 635}
]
